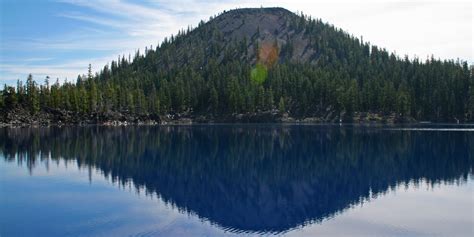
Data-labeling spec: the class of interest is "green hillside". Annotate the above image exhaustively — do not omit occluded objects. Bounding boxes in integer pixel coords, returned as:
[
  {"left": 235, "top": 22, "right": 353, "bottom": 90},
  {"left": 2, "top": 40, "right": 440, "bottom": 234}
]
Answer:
[{"left": 1, "top": 7, "right": 472, "bottom": 124}]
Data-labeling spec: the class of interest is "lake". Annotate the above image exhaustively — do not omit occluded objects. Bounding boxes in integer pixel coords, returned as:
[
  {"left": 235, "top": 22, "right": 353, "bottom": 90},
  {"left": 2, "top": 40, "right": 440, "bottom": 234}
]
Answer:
[{"left": 0, "top": 124, "right": 473, "bottom": 236}]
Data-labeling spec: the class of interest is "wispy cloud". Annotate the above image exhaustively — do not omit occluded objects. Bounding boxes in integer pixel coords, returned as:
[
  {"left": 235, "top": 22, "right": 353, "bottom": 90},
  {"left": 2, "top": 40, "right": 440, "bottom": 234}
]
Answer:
[
  {"left": 59, "top": 0, "right": 174, "bottom": 21},
  {"left": 1, "top": 55, "right": 117, "bottom": 83},
  {"left": 15, "top": 58, "right": 54, "bottom": 63},
  {"left": 57, "top": 12, "right": 128, "bottom": 29}
]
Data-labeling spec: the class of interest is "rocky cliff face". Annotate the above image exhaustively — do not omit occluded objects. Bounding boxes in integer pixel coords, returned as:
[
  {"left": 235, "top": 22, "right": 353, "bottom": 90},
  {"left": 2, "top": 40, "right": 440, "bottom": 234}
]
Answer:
[
  {"left": 161, "top": 7, "right": 322, "bottom": 70},
  {"left": 214, "top": 8, "right": 317, "bottom": 63}
]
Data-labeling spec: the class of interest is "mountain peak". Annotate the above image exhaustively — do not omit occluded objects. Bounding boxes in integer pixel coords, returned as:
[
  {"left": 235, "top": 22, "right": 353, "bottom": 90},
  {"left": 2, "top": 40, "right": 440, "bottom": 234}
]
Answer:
[
  {"left": 222, "top": 7, "right": 294, "bottom": 15},
  {"left": 201, "top": 7, "right": 315, "bottom": 65}
]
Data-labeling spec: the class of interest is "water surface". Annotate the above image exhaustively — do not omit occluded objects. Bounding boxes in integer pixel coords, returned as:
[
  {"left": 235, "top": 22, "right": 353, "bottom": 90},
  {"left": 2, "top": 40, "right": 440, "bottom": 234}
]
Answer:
[{"left": 1, "top": 125, "right": 473, "bottom": 236}]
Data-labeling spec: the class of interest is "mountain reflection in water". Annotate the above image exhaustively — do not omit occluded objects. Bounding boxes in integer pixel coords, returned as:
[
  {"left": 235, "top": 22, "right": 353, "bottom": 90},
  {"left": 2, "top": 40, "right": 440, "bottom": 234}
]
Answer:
[{"left": 1, "top": 125, "right": 472, "bottom": 234}]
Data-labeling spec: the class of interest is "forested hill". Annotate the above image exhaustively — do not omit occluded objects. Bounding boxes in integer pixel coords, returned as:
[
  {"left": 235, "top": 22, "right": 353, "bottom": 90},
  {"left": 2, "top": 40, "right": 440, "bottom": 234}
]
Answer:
[{"left": 1, "top": 7, "right": 473, "bottom": 125}]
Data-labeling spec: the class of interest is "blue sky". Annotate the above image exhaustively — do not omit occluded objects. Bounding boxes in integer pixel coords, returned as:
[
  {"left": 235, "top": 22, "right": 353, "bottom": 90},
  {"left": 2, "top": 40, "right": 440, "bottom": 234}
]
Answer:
[{"left": 0, "top": 0, "right": 472, "bottom": 86}]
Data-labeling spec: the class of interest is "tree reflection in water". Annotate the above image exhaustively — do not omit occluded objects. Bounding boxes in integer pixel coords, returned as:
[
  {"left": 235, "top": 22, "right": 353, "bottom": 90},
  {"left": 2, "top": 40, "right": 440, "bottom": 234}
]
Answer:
[{"left": 1, "top": 125, "right": 472, "bottom": 234}]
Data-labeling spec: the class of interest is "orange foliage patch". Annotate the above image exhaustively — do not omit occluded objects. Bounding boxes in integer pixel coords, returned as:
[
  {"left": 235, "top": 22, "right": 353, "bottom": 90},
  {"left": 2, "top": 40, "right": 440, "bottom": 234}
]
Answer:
[{"left": 258, "top": 41, "right": 279, "bottom": 68}]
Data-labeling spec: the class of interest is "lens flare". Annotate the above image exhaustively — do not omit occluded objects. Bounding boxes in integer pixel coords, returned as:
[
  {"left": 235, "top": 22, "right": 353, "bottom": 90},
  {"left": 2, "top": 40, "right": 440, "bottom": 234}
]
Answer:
[
  {"left": 259, "top": 41, "right": 279, "bottom": 68},
  {"left": 251, "top": 41, "right": 279, "bottom": 84},
  {"left": 250, "top": 63, "right": 268, "bottom": 84}
]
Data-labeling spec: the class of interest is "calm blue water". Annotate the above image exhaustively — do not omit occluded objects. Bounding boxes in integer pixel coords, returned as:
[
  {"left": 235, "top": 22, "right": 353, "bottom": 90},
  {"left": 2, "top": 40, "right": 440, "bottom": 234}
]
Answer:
[{"left": 0, "top": 124, "right": 473, "bottom": 236}]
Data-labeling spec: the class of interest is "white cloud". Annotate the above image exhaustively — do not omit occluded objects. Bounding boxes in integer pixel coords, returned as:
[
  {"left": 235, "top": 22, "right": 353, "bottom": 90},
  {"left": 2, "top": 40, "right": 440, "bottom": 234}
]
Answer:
[{"left": 1, "top": 55, "right": 116, "bottom": 84}]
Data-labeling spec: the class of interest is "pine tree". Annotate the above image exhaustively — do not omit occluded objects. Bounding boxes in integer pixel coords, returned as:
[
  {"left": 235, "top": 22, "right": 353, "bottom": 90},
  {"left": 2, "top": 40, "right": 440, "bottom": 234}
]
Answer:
[
  {"left": 149, "top": 86, "right": 160, "bottom": 114},
  {"left": 256, "top": 86, "right": 265, "bottom": 110},
  {"left": 26, "top": 74, "right": 39, "bottom": 114},
  {"left": 79, "top": 83, "right": 89, "bottom": 114},
  {"left": 42, "top": 76, "right": 51, "bottom": 108},
  {"left": 2, "top": 86, "right": 17, "bottom": 109},
  {"left": 396, "top": 85, "right": 410, "bottom": 116},
  {"left": 210, "top": 86, "right": 219, "bottom": 115},
  {"left": 278, "top": 97, "right": 285, "bottom": 113},
  {"left": 265, "top": 89, "right": 274, "bottom": 110},
  {"left": 467, "top": 66, "right": 474, "bottom": 120},
  {"left": 0, "top": 86, "right": 4, "bottom": 110},
  {"left": 89, "top": 80, "right": 98, "bottom": 112}
]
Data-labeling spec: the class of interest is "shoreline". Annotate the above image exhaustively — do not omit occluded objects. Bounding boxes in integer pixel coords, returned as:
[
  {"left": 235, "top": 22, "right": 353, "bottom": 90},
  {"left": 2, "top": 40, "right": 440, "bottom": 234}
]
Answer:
[
  {"left": 1, "top": 119, "right": 468, "bottom": 128},
  {"left": 2, "top": 109, "right": 469, "bottom": 128}
]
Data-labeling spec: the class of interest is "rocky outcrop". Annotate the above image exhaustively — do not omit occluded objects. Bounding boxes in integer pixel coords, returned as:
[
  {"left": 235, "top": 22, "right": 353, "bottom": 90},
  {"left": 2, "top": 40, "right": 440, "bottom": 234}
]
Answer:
[{"left": 1, "top": 106, "right": 419, "bottom": 127}]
